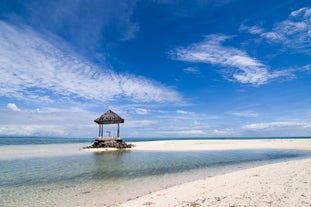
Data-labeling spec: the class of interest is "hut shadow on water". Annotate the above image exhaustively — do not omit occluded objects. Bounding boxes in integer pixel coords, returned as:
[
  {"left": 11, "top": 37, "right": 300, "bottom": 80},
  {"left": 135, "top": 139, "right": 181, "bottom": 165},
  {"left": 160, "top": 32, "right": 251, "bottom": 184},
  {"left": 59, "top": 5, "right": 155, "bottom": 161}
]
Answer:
[
  {"left": 93, "top": 150, "right": 132, "bottom": 156},
  {"left": 89, "top": 149, "right": 136, "bottom": 180}
]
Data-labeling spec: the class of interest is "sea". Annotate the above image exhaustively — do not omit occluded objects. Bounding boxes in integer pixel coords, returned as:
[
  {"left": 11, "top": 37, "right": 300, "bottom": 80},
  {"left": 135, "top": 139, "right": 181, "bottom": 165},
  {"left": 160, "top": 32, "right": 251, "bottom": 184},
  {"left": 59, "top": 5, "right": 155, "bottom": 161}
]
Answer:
[{"left": 0, "top": 137, "right": 310, "bottom": 207}]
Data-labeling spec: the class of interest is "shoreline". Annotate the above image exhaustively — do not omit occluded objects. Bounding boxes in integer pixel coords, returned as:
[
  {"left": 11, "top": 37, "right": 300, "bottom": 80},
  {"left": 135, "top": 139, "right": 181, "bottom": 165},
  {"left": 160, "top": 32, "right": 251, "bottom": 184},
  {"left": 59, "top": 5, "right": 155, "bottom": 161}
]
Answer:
[
  {"left": 117, "top": 139, "right": 311, "bottom": 207},
  {"left": 80, "top": 139, "right": 311, "bottom": 206},
  {"left": 1, "top": 139, "right": 311, "bottom": 206},
  {"left": 121, "top": 157, "right": 311, "bottom": 207},
  {"left": 131, "top": 138, "right": 311, "bottom": 151}
]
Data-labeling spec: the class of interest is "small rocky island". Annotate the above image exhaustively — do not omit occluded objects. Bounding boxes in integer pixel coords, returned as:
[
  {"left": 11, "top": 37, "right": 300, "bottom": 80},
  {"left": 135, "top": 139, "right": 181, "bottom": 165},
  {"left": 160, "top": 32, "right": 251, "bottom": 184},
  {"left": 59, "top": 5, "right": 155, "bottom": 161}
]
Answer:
[
  {"left": 83, "top": 110, "right": 134, "bottom": 150},
  {"left": 85, "top": 137, "right": 133, "bottom": 149}
]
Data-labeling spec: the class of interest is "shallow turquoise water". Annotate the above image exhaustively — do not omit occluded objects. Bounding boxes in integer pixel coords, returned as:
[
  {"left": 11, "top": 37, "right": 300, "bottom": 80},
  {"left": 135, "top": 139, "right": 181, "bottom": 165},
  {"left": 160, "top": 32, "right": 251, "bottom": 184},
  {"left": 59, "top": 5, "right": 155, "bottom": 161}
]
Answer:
[
  {"left": 1, "top": 149, "right": 307, "bottom": 186},
  {"left": 0, "top": 137, "right": 93, "bottom": 145},
  {"left": 0, "top": 142, "right": 310, "bottom": 206}
]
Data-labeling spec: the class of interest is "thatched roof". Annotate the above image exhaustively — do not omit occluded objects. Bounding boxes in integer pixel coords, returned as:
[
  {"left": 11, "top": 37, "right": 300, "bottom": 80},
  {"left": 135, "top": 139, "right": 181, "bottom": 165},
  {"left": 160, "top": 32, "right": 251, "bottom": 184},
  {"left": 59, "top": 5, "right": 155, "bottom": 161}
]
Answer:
[{"left": 94, "top": 110, "right": 124, "bottom": 124}]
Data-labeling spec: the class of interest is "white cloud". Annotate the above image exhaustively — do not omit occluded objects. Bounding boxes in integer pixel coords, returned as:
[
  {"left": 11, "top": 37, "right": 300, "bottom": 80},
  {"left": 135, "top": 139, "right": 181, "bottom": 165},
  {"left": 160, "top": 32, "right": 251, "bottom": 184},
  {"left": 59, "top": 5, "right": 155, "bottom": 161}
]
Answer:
[
  {"left": 133, "top": 108, "right": 149, "bottom": 115},
  {"left": 157, "top": 126, "right": 238, "bottom": 137},
  {"left": 239, "top": 24, "right": 264, "bottom": 35},
  {"left": 243, "top": 7, "right": 311, "bottom": 54},
  {"left": 7, "top": 103, "right": 21, "bottom": 112},
  {"left": 0, "top": 124, "right": 68, "bottom": 137},
  {"left": 260, "top": 32, "right": 285, "bottom": 42},
  {"left": 230, "top": 110, "right": 259, "bottom": 118},
  {"left": 208, "top": 128, "right": 237, "bottom": 136},
  {"left": 159, "top": 129, "right": 206, "bottom": 136},
  {"left": 192, "top": 120, "right": 200, "bottom": 126},
  {"left": 290, "top": 7, "right": 311, "bottom": 18},
  {"left": 243, "top": 121, "right": 311, "bottom": 130},
  {"left": 176, "top": 110, "right": 189, "bottom": 114},
  {"left": 183, "top": 67, "right": 200, "bottom": 74},
  {"left": 0, "top": 21, "right": 181, "bottom": 104},
  {"left": 0, "top": 107, "right": 98, "bottom": 137},
  {"left": 299, "top": 64, "right": 311, "bottom": 72},
  {"left": 171, "top": 34, "right": 287, "bottom": 85},
  {"left": 125, "top": 120, "right": 158, "bottom": 128}
]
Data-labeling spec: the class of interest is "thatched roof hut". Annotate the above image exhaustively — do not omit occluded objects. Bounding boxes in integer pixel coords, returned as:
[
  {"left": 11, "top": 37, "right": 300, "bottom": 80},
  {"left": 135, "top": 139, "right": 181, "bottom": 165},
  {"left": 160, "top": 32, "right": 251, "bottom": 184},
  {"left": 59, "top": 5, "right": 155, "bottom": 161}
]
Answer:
[
  {"left": 94, "top": 110, "right": 124, "bottom": 124},
  {"left": 94, "top": 110, "right": 124, "bottom": 138}
]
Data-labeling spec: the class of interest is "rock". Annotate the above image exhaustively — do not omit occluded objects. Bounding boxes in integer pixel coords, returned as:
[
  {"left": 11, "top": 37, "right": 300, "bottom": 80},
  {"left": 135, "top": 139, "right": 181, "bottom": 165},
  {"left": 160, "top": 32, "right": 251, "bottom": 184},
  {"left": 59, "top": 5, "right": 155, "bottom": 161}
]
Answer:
[{"left": 83, "top": 138, "right": 134, "bottom": 149}]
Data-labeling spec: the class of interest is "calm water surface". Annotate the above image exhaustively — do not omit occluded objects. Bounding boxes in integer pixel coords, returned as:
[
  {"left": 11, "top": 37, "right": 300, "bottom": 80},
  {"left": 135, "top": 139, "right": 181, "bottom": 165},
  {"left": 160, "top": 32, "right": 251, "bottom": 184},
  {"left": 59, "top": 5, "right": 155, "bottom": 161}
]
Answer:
[{"left": 0, "top": 137, "right": 310, "bottom": 206}]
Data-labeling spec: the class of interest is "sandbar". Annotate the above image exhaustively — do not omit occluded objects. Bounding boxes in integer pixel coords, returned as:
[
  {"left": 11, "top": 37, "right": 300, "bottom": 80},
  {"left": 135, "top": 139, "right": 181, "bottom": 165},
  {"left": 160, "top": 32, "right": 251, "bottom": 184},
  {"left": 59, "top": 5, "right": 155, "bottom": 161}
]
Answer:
[
  {"left": 121, "top": 157, "right": 311, "bottom": 207},
  {"left": 81, "top": 138, "right": 311, "bottom": 153},
  {"left": 119, "top": 138, "right": 311, "bottom": 207},
  {"left": 130, "top": 138, "right": 311, "bottom": 151}
]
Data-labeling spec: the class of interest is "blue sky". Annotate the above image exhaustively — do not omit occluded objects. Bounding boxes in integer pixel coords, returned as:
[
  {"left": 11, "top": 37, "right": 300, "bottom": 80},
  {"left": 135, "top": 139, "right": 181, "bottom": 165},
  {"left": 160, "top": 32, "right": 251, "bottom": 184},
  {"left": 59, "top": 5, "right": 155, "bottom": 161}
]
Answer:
[{"left": 0, "top": 0, "right": 311, "bottom": 138}]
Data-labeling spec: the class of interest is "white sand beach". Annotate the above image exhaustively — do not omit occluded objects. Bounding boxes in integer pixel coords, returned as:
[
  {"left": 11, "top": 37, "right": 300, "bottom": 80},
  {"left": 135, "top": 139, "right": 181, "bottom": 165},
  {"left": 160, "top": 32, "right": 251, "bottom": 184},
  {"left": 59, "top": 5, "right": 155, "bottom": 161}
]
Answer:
[
  {"left": 2, "top": 139, "right": 311, "bottom": 207},
  {"left": 130, "top": 139, "right": 311, "bottom": 151},
  {"left": 82, "top": 138, "right": 311, "bottom": 152},
  {"left": 121, "top": 157, "right": 311, "bottom": 207},
  {"left": 119, "top": 139, "right": 311, "bottom": 207}
]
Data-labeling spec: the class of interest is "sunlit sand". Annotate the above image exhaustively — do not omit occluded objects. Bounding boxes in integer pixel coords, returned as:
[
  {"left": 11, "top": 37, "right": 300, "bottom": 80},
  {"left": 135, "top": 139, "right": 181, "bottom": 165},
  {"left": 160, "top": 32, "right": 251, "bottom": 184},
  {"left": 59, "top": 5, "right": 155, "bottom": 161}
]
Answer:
[{"left": 119, "top": 139, "right": 311, "bottom": 207}]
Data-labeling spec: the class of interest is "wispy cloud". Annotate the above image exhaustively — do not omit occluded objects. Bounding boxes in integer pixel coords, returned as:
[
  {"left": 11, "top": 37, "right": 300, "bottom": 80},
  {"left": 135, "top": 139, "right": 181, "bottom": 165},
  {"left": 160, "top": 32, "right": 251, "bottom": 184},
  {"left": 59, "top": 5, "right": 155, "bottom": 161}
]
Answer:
[
  {"left": 0, "top": 107, "right": 96, "bottom": 137},
  {"left": 8, "top": 0, "right": 139, "bottom": 54},
  {"left": 120, "top": 108, "right": 222, "bottom": 137},
  {"left": 0, "top": 21, "right": 181, "bottom": 104},
  {"left": 125, "top": 119, "right": 158, "bottom": 128},
  {"left": 157, "top": 125, "right": 237, "bottom": 137},
  {"left": 133, "top": 108, "right": 149, "bottom": 115},
  {"left": 208, "top": 128, "right": 237, "bottom": 136},
  {"left": 241, "top": 7, "right": 311, "bottom": 54},
  {"left": 239, "top": 24, "right": 264, "bottom": 35},
  {"left": 159, "top": 129, "right": 206, "bottom": 136},
  {"left": 176, "top": 110, "right": 190, "bottom": 114},
  {"left": 183, "top": 67, "right": 201, "bottom": 74},
  {"left": 230, "top": 110, "right": 259, "bottom": 118},
  {"left": 171, "top": 34, "right": 287, "bottom": 85},
  {"left": 0, "top": 124, "right": 69, "bottom": 137},
  {"left": 243, "top": 121, "right": 311, "bottom": 130}
]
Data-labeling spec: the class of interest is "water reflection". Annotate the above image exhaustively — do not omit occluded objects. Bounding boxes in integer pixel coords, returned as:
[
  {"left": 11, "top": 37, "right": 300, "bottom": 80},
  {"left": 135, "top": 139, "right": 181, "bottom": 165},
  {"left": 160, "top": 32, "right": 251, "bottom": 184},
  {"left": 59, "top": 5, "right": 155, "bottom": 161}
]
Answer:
[
  {"left": 91, "top": 150, "right": 132, "bottom": 179},
  {"left": 0, "top": 149, "right": 309, "bottom": 187},
  {"left": 89, "top": 149, "right": 310, "bottom": 180},
  {"left": 2, "top": 148, "right": 309, "bottom": 207}
]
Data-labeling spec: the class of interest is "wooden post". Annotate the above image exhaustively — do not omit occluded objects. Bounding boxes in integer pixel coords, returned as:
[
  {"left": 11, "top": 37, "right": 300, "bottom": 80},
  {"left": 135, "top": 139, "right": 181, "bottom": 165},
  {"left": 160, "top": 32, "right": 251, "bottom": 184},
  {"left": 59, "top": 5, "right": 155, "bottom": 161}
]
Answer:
[
  {"left": 117, "top": 123, "right": 120, "bottom": 138},
  {"left": 98, "top": 124, "right": 101, "bottom": 137}
]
